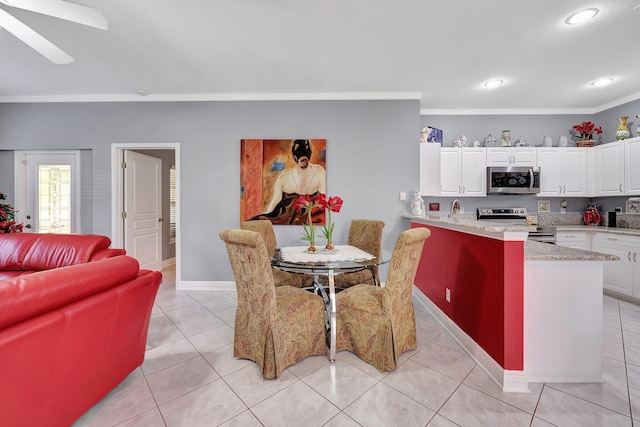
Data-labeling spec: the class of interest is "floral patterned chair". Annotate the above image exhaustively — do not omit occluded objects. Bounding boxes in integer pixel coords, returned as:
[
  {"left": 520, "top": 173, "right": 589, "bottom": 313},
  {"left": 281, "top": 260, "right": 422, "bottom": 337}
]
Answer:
[
  {"left": 219, "top": 229, "right": 327, "bottom": 379},
  {"left": 319, "top": 219, "right": 385, "bottom": 289},
  {"left": 240, "top": 220, "right": 309, "bottom": 288},
  {"left": 335, "top": 227, "right": 431, "bottom": 371}
]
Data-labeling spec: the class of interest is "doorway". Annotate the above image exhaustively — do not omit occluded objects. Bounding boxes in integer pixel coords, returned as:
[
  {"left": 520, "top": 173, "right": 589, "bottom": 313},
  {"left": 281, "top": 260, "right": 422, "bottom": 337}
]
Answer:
[
  {"left": 111, "top": 143, "right": 180, "bottom": 286},
  {"left": 14, "top": 150, "right": 81, "bottom": 233}
]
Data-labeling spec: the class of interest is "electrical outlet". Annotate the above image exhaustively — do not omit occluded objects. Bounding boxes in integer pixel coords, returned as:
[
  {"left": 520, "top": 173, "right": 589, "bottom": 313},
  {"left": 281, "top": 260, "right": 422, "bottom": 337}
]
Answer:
[
  {"left": 446, "top": 288, "right": 451, "bottom": 302},
  {"left": 399, "top": 192, "right": 406, "bottom": 201}
]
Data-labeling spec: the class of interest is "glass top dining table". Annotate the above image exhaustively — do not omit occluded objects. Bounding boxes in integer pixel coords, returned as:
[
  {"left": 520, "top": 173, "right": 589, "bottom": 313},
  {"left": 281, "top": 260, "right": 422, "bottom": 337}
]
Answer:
[{"left": 271, "top": 245, "right": 391, "bottom": 362}]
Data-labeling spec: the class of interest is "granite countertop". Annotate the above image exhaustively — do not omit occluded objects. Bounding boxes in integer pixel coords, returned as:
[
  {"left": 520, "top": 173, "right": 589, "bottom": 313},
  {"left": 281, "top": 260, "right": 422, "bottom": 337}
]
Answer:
[
  {"left": 403, "top": 214, "right": 534, "bottom": 233},
  {"left": 525, "top": 241, "right": 619, "bottom": 261},
  {"left": 555, "top": 225, "right": 640, "bottom": 237},
  {"left": 404, "top": 215, "right": 623, "bottom": 261}
]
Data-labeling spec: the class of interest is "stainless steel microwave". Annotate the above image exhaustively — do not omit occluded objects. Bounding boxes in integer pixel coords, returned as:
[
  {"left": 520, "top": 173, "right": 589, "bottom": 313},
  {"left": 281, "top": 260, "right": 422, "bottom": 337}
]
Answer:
[{"left": 487, "top": 166, "right": 540, "bottom": 195}]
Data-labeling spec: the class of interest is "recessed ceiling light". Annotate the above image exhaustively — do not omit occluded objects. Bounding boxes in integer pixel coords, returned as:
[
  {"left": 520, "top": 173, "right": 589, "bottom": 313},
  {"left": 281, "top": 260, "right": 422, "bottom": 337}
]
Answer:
[
  {"left": 484, "top": 79, "right": 504, "bottom": 88},
  {"left": 566, "top": 8, "right": 599, "bottom": 25},
  {"left": 591, "top": 78, "right": 614, "bottom": 87},
  {"left": 135, "top": 89, "right": 150, "bottom": 96}
]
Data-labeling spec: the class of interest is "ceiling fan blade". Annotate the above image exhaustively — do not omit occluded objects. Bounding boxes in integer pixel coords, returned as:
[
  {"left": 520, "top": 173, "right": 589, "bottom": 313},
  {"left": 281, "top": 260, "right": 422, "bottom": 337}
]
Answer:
[
  {"left": 0, "top": 0, "right": 107, "bottom": 30},
  {"left": 0, "top": 9, "right": 74, "bottom": 63}
]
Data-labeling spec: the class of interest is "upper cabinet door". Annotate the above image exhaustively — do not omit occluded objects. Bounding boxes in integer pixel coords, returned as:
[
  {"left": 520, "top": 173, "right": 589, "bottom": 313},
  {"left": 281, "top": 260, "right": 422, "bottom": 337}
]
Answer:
[
  {"left": 595, "top": 141, "right": 625, "bottom": 196},
  {"left": 486, "top": 147, "right": 536, "bottom": 166},
  {"left": 537, "top": 148, "right": 563, "bottom": 195},
  {"left": 440, "top": 148, "right": 462, "bottom": 196},
  {"left": 625, "top": 137, "right": 640, "bottom": 195},
  {"left": 460, "top": 148, "right": 486, "bottom": 196},
  {"left": 511, "top": 147, "right": 537, "bottom": 166},
  {"left": 562, "top": 148, "right": 587, "bottom": 196},
  {"left": 486, "top": 147, "right": 512, "bottom": 166}
]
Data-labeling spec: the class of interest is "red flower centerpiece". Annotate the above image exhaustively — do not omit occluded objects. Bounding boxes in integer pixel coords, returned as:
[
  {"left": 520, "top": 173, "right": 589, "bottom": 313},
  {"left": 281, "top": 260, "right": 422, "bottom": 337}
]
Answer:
[
  {"left": 293, "top": 194, "right": 321, "bottom": 252},
  {"left": 572, "top": 121, "right": 602, "bottom": 147},
  {"left": 317, "top": 194, "right": 343, "bottom": 250}
]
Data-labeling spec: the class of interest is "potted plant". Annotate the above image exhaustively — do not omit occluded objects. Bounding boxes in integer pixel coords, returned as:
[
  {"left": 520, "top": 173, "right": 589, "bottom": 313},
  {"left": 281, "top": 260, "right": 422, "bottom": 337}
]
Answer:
[{"left": 571, "top": 121, "right": 602, "bottom": 147}]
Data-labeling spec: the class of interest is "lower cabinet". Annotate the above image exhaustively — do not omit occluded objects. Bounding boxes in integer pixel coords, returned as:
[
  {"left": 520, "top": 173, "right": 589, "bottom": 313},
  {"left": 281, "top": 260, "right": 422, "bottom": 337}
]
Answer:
[
  {"left": 592, "top": 233, "right": 640, "bottom": 297},
  {"left": 555, "top": 231, "right": 589, "bottom": 250}
]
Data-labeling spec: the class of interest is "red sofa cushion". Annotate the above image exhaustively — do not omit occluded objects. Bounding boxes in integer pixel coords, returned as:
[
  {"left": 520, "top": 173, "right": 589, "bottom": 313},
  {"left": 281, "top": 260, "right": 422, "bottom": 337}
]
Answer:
[
  {"left": 0, "top": 256, "right": 140, "bottom": 330},
  {"left": 21, "top": 234, "right": 112, "bottom": 270},
  {"left": 0, "top": 234, "right": 41, "bottom": 270}
]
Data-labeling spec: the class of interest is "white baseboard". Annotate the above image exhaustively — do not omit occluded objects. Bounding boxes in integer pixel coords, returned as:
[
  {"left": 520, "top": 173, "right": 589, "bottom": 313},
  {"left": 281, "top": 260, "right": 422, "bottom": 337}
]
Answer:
[
  {"left": 162, "top": 257, "right": 176, "bottom": 268},
  {"left": 412, "top": 287, "right": 530, "bottom": 393},
  {"left": 177, "top": 281, "right": 236, "bottom": 291}
]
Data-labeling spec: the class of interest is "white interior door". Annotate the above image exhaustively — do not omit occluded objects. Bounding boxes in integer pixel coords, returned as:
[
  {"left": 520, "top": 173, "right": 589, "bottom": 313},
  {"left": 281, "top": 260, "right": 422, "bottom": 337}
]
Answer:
[
  {"left": 124, "top": 150, "right": 162, "bottom": 271},
  {"left": 14, "top": 151, "right": 80, "bottom": 233}
]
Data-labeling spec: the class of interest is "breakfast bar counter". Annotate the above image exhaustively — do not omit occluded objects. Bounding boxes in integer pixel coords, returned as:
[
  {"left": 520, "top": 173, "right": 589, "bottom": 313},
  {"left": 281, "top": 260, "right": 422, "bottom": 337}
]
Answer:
[{"left": 403, "top": 214, "right": 618, "bottom": 392}]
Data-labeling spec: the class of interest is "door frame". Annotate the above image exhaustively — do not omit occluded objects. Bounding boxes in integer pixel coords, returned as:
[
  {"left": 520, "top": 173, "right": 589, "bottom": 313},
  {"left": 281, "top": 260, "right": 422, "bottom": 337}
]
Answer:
[{"left": 111, "top": 142, "right": 181, "bottom": 286}]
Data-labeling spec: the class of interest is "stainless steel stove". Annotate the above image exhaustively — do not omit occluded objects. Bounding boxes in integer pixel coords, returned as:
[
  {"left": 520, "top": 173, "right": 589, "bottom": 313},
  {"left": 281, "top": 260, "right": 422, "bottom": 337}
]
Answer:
[{"left": 477, "top": 207, "right": 556, "bottom": 244}]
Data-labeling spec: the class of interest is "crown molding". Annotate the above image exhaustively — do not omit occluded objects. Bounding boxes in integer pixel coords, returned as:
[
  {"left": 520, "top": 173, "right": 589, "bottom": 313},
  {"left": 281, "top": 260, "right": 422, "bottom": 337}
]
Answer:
[
  {"left": 0, "top": 92, "right": 422, "bottom": 103},
  {"left": 420, "top": 108, "right": 595, "bottom": 116}
]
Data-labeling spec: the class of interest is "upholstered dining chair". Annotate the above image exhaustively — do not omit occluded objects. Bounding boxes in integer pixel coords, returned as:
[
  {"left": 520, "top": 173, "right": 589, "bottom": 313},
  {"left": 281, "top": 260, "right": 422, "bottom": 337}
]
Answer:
[
  {"left": 319, "top": 219, "right": 385, "bottom": 289},
  {"left": 240, "top": 220, "right": 309, "bottom": 288},
  {"left": 219, "top": 229, "right": 327, "bottom": 379},
  {"left": 335, "top": 227, "right": 431, "bottom": 371}
]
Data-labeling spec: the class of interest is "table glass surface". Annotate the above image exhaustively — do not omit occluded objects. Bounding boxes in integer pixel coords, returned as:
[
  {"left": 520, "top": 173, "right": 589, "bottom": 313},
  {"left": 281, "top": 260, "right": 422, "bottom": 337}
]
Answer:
[{"left": 271, "top": 246, "right": 391, "bottom": 274}]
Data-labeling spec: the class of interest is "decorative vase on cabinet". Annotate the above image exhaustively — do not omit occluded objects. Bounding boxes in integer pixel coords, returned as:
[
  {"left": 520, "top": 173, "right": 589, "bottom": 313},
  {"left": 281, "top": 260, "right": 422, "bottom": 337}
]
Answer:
[{"left": 616, "top": 116, "right": 630, "bottom": 140}]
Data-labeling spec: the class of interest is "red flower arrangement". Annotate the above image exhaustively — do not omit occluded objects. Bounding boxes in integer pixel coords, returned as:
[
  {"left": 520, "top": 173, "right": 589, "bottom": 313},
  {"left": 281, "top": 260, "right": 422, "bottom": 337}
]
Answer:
[
  {"left": 293, "top": 193, "right": 344, "bottom": 251},
  {"left": 572, "top": 121, "right": 603, "bottom": 141}
]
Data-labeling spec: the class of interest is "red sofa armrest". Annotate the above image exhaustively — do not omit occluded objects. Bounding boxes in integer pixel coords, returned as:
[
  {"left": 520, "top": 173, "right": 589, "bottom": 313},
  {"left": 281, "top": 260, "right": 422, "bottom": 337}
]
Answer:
[{"left": 0, "top": 256, "right": 140, "bottom": 330}]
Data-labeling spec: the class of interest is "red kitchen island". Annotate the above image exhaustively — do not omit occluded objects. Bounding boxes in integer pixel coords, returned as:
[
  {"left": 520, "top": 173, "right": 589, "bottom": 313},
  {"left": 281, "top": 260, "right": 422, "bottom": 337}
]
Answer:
[{"left": 406, "top": 215, "right": 618, "bottom": 392}]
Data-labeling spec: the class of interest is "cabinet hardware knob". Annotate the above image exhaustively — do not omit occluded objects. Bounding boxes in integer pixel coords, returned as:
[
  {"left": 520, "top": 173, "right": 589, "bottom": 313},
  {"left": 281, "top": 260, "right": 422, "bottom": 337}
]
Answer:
[
  {"left": 635, "top": 253, "right": 637, "bottom": 263},
  {"left": 620, "top": 184, "right": 623, "bottom": 192},
  {"left": 629, "top": 252, "right": 632, "bottom": 261}
]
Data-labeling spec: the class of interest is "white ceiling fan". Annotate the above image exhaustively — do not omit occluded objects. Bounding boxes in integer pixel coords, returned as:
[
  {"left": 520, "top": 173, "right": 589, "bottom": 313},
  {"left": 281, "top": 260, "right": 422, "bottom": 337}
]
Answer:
[{"left": 0, "top": 0, "right": 107, "bottom": 64}]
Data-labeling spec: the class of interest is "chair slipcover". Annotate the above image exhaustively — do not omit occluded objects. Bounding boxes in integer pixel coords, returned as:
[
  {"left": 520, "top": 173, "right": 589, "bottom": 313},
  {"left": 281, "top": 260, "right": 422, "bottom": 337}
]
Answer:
[
  {"left": 240, "top": 220, "right": 309, "bottom": 288},
  {"left": 335, "top": 227, "right": 431, "bottom": 371},
  {"left": 319, "top": 219, "right": 385, "bottom": 288},
  {"left": 219, "top": 229, "right": 326, "bottom": 379}
]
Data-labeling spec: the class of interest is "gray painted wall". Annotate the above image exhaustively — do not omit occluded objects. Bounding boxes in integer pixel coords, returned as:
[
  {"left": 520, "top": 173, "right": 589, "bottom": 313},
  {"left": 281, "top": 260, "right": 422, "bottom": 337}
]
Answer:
[
  {"left": 1, "top": 97, "right": 637, "bottom": 282},
  {"left": 0, "top": 151, "right": 14, "bottom": 204},
  {"left": 0, "top": 100, "right": 420, "bottom": 282}
]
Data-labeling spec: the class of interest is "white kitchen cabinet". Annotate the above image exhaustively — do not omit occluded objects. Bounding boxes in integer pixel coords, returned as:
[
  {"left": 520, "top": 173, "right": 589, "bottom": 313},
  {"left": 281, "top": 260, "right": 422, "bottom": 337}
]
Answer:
[
  {"left": 556, "top": 231, "right": 589, "bottom": 250},
  {"left": 593, "top": 141, "right": 625, "bottom": 196},
  {"left": 419, "top": 143, "right": 441, "bottom": 196},
  {"left": 536, "top": 147, "right": 587, "bottom": 196},
  {"left": 624, "top": 137, "right": 640, "bottom": 195},
  {"left": 440, "top": 147, "right": 486, "bottom": 197},
  {"left": 486, "top": 147, "right": 537, "bottom": 167},
  {"left": 592, "top": 233, "right": 640, "bottom": 297}
]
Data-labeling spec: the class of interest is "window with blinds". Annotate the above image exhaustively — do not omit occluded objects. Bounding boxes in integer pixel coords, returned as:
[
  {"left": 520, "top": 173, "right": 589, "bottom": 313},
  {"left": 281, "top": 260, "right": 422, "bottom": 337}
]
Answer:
[{"left": 169, "top": 165, "right": 176, "bottom": 244}]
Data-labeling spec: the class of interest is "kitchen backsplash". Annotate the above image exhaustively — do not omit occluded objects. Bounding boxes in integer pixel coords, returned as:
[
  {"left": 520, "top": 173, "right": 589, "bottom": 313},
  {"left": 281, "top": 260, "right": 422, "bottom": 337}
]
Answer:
[{"left": 538, "top": 213, "right": 640, "bottom": 229}]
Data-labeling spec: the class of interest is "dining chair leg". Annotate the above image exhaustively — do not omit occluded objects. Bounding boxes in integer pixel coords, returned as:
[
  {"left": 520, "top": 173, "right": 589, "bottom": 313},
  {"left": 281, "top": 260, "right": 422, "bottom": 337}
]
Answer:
[
  {"left": 328, "top": 270, "right": 337, "bottom": 362},
  {"left": 312, "top": 278, "right": 330, "bottom": 330}
]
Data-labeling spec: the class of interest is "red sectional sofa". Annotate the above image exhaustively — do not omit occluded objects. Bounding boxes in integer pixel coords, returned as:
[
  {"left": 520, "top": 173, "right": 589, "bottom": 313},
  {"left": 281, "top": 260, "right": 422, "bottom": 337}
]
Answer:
[{"left": 0, "top": 234, "right": 162, "bottom": 427}]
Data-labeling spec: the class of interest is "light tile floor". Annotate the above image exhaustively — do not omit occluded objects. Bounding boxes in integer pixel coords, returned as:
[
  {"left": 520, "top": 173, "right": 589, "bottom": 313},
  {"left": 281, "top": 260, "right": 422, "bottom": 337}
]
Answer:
[{"left": 73, "top": 265, "right": 640, "bottom": 427}]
